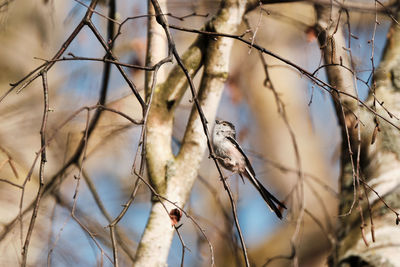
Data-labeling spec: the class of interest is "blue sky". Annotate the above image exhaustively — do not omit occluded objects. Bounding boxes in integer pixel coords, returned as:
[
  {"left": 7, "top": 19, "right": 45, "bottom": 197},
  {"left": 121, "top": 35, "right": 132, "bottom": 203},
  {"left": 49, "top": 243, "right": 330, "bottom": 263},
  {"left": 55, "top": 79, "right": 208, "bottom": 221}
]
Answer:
[{"left": 42, "top": 1, "right": 392, "bottom": 266}]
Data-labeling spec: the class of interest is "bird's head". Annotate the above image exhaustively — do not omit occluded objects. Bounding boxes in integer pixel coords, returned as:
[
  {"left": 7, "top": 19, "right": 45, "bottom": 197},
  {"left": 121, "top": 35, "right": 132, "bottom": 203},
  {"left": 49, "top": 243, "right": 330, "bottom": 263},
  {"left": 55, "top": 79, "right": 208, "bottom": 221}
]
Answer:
[{"left": 214, "top": 119, "right": 236, "bottom": 137}]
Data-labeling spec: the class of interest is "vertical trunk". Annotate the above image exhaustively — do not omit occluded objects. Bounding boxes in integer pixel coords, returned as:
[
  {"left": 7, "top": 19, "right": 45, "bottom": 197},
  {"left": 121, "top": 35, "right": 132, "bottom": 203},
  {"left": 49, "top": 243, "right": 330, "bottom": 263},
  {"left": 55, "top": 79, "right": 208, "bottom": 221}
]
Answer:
[
  {"left": 134, "top": 1, "right": 248, "bottom": 266},
  {"left": 316, "top": 5, "right": 400, "bottom": 266}
]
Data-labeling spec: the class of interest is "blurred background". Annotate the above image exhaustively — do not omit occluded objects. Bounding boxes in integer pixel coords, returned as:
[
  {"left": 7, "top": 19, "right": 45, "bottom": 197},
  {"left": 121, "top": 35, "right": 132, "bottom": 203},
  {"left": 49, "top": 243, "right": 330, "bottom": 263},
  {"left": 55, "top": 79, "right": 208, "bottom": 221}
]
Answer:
[{"left": 0, "top": 0, "right": 391, "bottom": 266}]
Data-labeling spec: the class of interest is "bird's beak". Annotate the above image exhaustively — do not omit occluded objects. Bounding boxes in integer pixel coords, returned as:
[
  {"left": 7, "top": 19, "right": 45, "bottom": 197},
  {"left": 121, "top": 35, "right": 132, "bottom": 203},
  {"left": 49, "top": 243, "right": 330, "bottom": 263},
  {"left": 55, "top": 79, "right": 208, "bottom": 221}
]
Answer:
[{"left": 215, "top": 119, "right": 221, "bottom": 124}]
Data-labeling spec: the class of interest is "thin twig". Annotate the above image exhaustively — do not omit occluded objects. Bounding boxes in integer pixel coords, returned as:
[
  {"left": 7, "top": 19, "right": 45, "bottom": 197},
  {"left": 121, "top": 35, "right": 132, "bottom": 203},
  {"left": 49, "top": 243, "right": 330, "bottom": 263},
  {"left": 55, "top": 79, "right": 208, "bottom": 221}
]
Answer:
[
  {"left": 133, "top": 170, "right": 216, "bottom": 267},
  {"left": 21, "top": 71, "right": 50, "bottom": 266},
  {"left": 167, "top": 24, "right": 400, "bottom": 132}
]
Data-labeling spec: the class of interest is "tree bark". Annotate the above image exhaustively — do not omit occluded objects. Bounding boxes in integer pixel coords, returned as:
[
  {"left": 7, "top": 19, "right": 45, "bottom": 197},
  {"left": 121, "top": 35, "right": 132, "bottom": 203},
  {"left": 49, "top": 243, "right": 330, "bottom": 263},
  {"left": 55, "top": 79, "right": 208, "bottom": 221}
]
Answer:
[
  {"left": 316, "top": 5, "right": 400, "bottom": 266},
  {"left": 133, "top": 1, "right": 249, "bottom": 266}
]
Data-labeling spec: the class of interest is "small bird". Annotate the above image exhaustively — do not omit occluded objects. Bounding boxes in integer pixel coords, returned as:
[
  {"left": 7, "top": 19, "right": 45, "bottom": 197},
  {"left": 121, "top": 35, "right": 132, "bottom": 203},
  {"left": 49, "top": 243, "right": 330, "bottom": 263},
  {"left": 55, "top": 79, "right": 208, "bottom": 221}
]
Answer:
[{"left": 212, "top": 120, "right": 286, "bottom": 219}]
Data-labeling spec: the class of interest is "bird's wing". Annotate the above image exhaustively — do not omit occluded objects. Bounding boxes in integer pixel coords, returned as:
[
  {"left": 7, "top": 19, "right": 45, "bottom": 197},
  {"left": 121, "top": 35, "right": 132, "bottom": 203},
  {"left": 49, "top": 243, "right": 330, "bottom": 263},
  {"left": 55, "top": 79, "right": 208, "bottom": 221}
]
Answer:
[
  {"left": 226, "top": 136, "right": 256, "bottom": 176},
  {"left": 227, "top": 136, "right": 287, "bottom": 219}
]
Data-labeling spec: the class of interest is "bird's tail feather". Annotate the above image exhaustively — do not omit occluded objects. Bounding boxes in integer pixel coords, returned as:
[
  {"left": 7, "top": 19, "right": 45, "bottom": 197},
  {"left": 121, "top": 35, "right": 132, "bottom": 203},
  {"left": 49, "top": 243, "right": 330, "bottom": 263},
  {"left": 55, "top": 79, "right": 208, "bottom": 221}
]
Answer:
[{"left": 243, "top": 167, "right": 286, "bottom": 219}]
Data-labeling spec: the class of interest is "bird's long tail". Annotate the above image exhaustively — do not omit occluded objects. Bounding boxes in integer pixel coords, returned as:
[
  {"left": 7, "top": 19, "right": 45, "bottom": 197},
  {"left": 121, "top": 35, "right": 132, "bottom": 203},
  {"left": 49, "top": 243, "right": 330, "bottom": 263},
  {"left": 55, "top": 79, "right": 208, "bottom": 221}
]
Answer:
[{"left": 242, "top": 167, "right": 286, "bottom": 219}]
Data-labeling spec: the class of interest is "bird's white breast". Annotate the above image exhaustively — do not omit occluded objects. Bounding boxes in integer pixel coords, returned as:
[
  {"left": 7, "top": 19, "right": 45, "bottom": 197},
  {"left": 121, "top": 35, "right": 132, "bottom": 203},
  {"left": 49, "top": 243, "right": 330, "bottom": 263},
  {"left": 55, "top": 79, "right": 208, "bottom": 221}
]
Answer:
[{"left": 213, "top": 132, "right": 245, "bottom": 173}]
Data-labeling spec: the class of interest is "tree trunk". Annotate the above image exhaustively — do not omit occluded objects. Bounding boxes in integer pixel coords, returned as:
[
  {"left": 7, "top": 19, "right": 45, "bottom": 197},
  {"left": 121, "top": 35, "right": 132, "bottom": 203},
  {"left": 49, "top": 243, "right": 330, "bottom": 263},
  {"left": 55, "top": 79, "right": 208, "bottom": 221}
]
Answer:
[
  {"left": 316, "top": 5, "right": 400, "bottom": 266},
  {"left": 133, "top": 1, "right": 249, "bottom": 266}
]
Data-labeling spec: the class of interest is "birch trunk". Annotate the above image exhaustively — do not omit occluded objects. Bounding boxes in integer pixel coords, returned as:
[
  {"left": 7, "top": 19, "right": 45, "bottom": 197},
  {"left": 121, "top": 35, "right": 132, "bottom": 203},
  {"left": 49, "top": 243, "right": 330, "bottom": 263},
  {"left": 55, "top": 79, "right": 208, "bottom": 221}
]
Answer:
[
  {"left": 133, "top": 1, "right": 249, "bottom": 266},
  {"left": 316, "top": 5, "right": 400, "bottom": 266}
]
